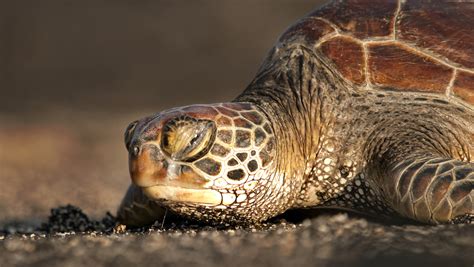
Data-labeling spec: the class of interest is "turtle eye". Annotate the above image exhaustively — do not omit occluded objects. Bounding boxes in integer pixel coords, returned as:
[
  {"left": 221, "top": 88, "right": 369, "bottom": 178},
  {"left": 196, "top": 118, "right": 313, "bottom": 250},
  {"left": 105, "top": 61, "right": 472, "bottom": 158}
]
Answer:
[
  {"left": 161, "top": 115, "right": 216, "bottom": 162},
  {"left": 124, "top": 120, "right": 139, "bottom": 149}
]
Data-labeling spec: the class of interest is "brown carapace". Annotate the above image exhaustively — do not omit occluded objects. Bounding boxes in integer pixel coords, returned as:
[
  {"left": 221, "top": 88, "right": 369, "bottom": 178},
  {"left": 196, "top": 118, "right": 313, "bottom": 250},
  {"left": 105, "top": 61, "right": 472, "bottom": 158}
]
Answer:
[
  {"left": 279, "top": 0, "right": 474, "bottom": 103},
  {"left": 118, "top": 0, "right": 473, "bottom": 226}
]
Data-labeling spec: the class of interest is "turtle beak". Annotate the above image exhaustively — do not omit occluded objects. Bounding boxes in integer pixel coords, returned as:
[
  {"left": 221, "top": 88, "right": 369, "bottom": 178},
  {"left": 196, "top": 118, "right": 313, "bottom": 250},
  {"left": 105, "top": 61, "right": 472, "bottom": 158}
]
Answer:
[
  {"left": 128, "top": 142, "right": 210, "bottom": 189},
  {"left": 128, "top": 142, "right": 222, "bottom": 205},
  {"left": 129, "top": 143, "right": 167, "bottom": 188}
]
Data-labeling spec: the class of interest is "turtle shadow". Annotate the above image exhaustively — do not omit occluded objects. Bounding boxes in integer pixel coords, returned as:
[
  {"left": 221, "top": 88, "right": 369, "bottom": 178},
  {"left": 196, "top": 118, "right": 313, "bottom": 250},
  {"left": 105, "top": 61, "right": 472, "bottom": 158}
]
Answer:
[{"left": 273, "top": 208, "right": 424, "bottom": 226}]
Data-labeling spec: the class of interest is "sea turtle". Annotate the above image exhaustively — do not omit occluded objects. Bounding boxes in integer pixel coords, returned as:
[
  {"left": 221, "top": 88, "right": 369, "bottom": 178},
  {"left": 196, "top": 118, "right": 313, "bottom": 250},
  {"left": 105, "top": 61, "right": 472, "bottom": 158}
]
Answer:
[{"left": 117, "top": 0, "right": 474, "bottom": 226}]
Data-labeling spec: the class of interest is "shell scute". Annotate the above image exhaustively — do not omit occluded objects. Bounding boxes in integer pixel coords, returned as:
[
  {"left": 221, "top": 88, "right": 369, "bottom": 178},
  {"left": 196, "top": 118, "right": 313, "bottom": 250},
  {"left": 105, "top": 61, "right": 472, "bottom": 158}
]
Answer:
[
  {"left": 452, "top": 71, "right": 474, "bottom": 104},
  {"left": 398, "top": 1, "right": 474, "bottom": 69},
  {"left": 279, "top": 17, "right": 335, "bottom": 45},
  {"left": 320, "top": 36, "right": 365, "bottom": 85},
  {"left": 310, "top": 0, "right": 398, "bottom": 39},
  {"left": 368, "top": 43, "right": 452, "bottom": 93}
]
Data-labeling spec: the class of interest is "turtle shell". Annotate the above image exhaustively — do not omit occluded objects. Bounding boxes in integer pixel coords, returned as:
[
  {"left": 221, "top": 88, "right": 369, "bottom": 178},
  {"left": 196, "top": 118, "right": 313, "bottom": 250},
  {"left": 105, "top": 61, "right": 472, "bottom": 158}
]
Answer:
[{"left": 278, "top": 0, "right": 474, "bottom": 105}]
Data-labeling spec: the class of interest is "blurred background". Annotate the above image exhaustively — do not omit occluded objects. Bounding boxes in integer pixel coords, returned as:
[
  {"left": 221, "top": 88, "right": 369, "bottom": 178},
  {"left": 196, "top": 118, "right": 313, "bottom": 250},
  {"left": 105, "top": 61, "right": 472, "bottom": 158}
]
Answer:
[{"left": 0, "top": 0, "right": 326, "bottom": 223}]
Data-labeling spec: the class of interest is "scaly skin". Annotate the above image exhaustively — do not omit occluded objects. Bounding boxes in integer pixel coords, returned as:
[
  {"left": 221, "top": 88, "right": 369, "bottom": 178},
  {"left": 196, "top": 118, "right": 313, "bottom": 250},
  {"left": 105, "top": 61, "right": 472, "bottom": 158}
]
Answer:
[
  {"left": 118, "top": 2, "right": 474, "bottom": 226},
  {"left": 239, "top": 45, "right": 473, "bottom": 224},
  {"left": 118, "top": 103, "right": 301, "bottom": 224},
  {"left": 118, "top": 45, "right": 473, "bottom": 226}
]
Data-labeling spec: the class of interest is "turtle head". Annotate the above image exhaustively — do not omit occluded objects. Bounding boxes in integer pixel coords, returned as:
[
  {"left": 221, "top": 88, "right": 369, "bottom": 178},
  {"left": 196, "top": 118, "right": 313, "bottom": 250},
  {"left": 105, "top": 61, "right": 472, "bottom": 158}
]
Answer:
[{"left": 124, "top": 102, "right": 291, "bottom": 223}]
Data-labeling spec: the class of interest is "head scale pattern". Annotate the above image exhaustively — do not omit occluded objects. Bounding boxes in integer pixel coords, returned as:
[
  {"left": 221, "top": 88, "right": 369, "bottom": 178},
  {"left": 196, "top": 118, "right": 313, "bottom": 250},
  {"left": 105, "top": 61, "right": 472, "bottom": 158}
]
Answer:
[{"left": 125, "top": 102, "right": 287, "bottom": 223}]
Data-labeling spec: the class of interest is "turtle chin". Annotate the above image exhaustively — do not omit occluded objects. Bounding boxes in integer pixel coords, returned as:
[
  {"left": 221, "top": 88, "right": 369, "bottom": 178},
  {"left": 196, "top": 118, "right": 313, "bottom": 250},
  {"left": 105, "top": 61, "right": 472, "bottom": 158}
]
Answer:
[
  {"left": 141, "top": 181, "right": 262, "bottom": 224},
  {"left": 142, "top": 185, "right": 222, "bottom": 206}
]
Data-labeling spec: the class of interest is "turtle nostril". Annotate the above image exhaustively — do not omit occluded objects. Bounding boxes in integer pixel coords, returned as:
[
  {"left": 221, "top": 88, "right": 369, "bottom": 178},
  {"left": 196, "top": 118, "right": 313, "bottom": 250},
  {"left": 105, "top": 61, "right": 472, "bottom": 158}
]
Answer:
[{"left": 132, "top": 146, "right": 140, "bottom": 156}]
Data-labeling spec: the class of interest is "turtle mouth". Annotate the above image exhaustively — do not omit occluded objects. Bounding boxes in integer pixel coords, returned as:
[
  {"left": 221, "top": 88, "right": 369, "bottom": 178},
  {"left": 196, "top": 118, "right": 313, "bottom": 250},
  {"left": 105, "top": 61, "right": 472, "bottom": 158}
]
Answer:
[
  {"left": 131, "top": 161, "right": 218, "bottom": 204},
  {"left": 129, "top": 143, "right": 219, "bottom": 204},
  {"left": 129, "top": 143, "right": 211, "bottom": 187},
  {"left": 142, "top": 185, "right": 222, "bottom": 205}
]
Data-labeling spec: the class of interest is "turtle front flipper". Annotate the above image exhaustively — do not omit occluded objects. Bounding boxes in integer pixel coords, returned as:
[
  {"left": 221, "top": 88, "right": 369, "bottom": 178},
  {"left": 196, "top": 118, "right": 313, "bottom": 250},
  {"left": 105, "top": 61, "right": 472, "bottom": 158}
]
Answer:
[
  {"left": 117, "top": 184, "right": 168, "bottom": 227},
  {"left": 377, "top": 157, "right": 473, "bottom": 224}
]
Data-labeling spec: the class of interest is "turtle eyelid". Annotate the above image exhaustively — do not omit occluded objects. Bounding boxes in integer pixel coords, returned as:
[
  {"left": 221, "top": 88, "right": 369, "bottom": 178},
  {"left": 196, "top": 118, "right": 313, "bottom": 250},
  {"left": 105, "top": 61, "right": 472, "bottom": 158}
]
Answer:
[
  {"left": 180, "top": 121, "right": 216, "bottom": 162},
  {"left": 189, "top": 134, "right": 199, "bottom": 145},
  {"left": 161, "top": 117, "right": 217, "bottom": 162}
]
